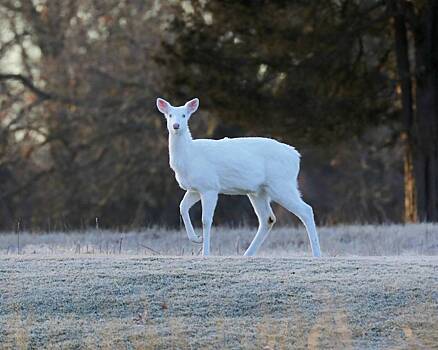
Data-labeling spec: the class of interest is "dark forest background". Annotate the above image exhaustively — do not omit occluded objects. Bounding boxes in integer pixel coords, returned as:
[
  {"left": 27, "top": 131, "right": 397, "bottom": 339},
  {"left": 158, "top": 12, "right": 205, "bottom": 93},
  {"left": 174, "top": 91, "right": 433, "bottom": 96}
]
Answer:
[{"left": 0, "top": 0, "right": 437, "bottom": 231}]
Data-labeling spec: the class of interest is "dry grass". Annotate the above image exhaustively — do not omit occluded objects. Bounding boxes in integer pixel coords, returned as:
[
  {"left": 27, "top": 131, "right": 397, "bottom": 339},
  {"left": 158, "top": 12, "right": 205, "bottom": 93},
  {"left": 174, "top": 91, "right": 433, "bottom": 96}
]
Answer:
[
  {"left": 1, "top": 224, "right": 438, "bottom": 349},
  {"left": 0, "top": 255, "right": 437, "bottom": 349},
  {"left": 1, "top": 223, "right": 437, "bottom": 256}
]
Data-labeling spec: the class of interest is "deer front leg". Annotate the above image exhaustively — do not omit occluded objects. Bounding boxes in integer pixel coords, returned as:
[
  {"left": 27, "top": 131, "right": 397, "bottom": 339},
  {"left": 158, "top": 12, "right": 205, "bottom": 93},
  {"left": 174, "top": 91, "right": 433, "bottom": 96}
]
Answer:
[
  {"left": 200, "top": 191, "right": 218, "bottom": 256},
  {"left": 180, "top": 191, "right": 202, "bottom": 243}
]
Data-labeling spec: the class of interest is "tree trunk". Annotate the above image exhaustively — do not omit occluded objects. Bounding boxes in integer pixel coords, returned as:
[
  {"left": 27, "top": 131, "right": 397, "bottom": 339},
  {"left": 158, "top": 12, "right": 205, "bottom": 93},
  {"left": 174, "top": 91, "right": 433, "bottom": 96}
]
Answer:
[
  {"left": 389, "top": 0, "right": 418, "bottom": 222},
  {"left": 403, "top": 138, "right": 418, "bottom": 222},
  {"left": 413, "top": 0, "right": 438, "bottom": 221}
]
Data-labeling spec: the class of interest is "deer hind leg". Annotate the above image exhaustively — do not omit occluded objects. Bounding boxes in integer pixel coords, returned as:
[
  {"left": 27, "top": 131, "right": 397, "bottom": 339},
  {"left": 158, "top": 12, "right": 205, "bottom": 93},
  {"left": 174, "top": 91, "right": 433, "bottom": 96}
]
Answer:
[
  {"left": 180, "top": 191, "right": 202, "bottom": 243},
  {"left": 270, "top": 185, "right": 321, "bottom": 257},
  {"left": 244, "top": 191, "right": 276, "bottom": 257}
]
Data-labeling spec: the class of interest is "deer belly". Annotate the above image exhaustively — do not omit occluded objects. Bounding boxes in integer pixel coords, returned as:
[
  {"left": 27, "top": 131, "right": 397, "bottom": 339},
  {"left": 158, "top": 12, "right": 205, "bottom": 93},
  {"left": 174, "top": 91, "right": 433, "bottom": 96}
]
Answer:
[
  {"left": 174, "top": 161, "right": 264, "bottom": 194},
  {"left": 218, "top": 170, "right": 264, "bottom": 195}
]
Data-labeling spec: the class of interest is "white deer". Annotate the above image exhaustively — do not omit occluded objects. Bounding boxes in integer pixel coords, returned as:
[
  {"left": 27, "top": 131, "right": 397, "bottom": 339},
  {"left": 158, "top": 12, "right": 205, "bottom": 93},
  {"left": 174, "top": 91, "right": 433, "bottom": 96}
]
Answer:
[{"left": 156, "top": 97, "right": 321, "bottom": 257}]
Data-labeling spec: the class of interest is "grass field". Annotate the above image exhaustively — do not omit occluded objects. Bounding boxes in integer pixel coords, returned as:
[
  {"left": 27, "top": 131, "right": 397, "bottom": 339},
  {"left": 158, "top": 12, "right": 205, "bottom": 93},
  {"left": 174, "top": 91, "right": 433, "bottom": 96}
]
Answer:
[
  {"left": 1, "top": 224, "right": 438, "bottom": 349},
  {"left": 1, "top": 223, "right": 438, "bottom": 256}
]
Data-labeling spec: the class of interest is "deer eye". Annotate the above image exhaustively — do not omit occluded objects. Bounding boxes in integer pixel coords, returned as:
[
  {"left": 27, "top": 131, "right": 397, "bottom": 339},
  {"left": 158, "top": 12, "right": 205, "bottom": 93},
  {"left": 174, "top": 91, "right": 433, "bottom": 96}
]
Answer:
[{"left": 182, "top": 114, "right": 186, "bottom": 118}]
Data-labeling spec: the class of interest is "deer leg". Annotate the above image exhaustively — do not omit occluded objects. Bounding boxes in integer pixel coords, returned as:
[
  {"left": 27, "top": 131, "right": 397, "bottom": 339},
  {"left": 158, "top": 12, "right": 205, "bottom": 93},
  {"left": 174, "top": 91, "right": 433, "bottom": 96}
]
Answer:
[
  {"left": 180, "top": 191, "right": 202, "bottom": 243},
  {"left": 244, "top": 192, "right": 276, "bottom": 256},
  {"left": 200, "top": 191, "right": 218, "bottom": 256},
  {"left": 270, "top": 187, "right": 321, "bottom": 257}
]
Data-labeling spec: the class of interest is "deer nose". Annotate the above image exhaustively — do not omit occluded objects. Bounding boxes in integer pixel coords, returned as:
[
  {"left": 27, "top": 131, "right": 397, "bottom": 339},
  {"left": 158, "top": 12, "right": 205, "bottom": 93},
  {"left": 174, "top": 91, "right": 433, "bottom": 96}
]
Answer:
[{"left": 173, "top": 123, "right": 180, "bottom": 130}]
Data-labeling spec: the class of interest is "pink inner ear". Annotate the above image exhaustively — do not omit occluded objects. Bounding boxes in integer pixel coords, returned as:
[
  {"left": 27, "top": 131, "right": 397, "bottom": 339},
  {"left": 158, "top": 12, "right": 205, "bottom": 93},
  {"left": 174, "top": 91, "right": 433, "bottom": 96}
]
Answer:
[
  {"left": 158, "top": 99, "right": 168, "bottom": 112},
  {"left": 188, "top": 100, "right": 198, "bottom": 112}
]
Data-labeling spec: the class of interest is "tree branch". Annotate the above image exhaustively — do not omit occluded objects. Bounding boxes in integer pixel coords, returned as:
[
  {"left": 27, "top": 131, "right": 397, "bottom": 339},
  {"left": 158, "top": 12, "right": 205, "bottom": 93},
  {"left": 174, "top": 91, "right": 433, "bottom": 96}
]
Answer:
[
  {"left": 0, "top": 73, "right": 52, "bottom": 100},
  {"left": 0, "top": 73, "right": 77, "bottom": 104}
]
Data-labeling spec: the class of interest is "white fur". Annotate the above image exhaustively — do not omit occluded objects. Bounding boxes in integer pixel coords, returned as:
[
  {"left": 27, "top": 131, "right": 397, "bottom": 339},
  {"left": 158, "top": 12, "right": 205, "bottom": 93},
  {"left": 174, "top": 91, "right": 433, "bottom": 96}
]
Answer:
[{"left": 156, "top": 97, "right": 321, "bottom": 257}]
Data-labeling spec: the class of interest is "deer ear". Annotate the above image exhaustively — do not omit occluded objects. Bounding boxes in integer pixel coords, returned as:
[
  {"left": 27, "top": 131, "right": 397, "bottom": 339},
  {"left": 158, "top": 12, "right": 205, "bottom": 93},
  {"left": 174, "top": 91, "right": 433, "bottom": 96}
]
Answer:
[
  {"left": 185, "top": 98, "right": 199, "bottom": 114},
  {"left": 156, "top": 98, "right": 170, "bottom": 114}
]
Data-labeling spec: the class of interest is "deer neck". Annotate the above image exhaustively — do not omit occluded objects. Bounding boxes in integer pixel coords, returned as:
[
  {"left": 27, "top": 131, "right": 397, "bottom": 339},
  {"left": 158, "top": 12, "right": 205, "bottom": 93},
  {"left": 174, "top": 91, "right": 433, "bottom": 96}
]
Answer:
[{"left": 168, "top": 128, "right": 193, "bottom": 171}]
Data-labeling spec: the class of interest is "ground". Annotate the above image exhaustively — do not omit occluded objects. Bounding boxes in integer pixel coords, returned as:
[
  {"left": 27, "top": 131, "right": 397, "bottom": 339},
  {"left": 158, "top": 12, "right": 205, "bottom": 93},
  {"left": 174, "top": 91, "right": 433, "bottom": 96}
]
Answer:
[{"left": 1, "top": 255, "right": 438, "bottom": 349}]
